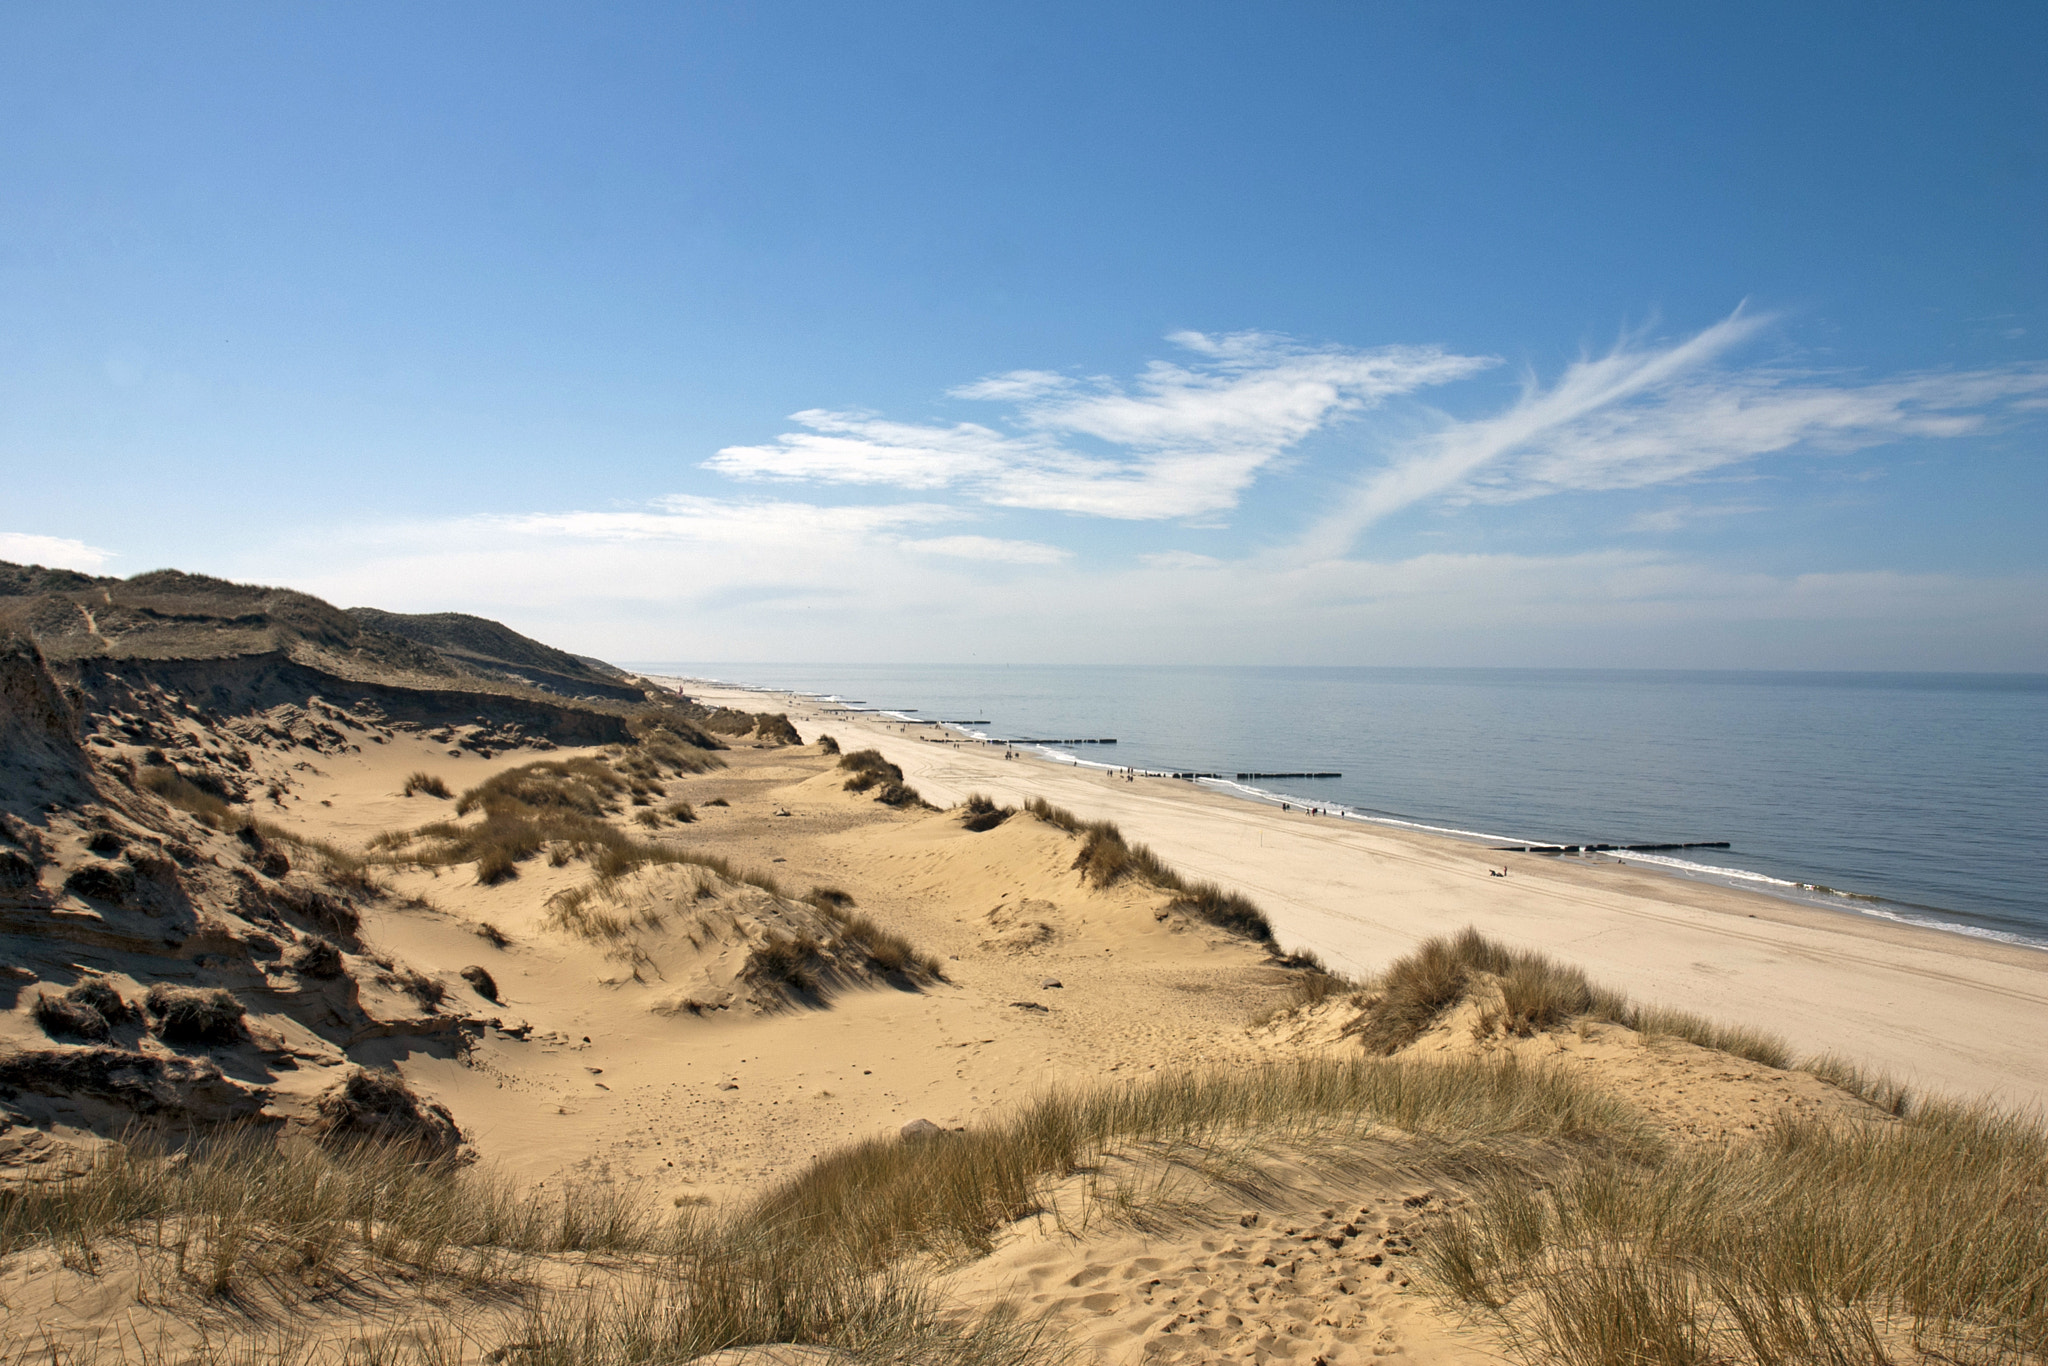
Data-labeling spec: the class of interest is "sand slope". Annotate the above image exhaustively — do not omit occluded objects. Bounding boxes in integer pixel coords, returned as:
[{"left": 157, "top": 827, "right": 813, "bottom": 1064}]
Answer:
[{"left": 727, "top": 692, "right": 2048, "bottom": 1112}]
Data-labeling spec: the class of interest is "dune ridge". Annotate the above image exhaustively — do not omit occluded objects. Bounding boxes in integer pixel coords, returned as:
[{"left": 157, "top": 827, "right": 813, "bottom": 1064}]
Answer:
[{"left": 3, "top": 570, "right": 2044, "bottom": 1365}]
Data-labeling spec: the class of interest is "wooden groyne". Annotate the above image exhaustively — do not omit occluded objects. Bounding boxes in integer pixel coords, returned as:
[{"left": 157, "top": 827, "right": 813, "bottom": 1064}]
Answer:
[
  {"left": 1236, "top": 771, "right": 1342, "bottom": 780},
  {"left": 1497, "top": 840, "right": 1733, "bottom": 855},
  {"left": 995, "top": 738, "right": 1119, "bottom": 745}
]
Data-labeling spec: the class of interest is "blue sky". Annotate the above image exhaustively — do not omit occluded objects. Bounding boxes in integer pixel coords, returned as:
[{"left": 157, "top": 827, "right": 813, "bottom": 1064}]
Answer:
[{"left": 3, "top": 2, "right": 2044, "bottom": 668}]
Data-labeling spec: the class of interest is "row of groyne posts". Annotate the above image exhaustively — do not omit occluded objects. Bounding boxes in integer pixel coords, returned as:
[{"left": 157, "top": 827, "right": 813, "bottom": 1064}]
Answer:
[
  {"left": 806, "top": 703, "right": 1730, "bottom": 850},
  {"left": 1495, "top": 841, "right": 1732, "bottom": 855}
]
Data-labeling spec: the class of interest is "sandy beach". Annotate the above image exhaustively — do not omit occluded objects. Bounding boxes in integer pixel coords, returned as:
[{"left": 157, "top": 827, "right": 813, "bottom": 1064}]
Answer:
[
  {"left": 8, "top": 633, "right": 2043, "bottom": 1363},
  {"left": 678, "top": 680, "right": 2048, "bottom": 1113}
]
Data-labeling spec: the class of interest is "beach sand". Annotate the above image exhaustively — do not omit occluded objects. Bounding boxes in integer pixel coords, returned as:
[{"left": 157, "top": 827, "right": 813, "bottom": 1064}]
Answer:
[
  {"left": 11, "top": 681, "right": 2043, "bottom": 1363},
  {"left": 684, "top": 681, "right": 2048, "bottom": 1114}
]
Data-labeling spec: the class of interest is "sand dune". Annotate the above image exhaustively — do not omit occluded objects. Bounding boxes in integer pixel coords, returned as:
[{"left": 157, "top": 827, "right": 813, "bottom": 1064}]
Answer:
[
  {"left": 708, "top": 686, "right": 2048, "bottom": 1112},
  {"left": 8, "top": 631, "right": 2042, "bottom": 1363}
]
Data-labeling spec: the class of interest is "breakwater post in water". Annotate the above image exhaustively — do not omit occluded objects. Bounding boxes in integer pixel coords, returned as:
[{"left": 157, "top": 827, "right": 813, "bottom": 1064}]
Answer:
[
  {"left": 1495, "top": 841, "right": 1733, "bottom": 855},
  {"left": 994, "top": 738, "right": 1119, "bottom": 745}
]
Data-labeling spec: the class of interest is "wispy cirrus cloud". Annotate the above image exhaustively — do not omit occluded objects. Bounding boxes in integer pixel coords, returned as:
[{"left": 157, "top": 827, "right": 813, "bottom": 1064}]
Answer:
[
  {"left": 706, "top": 331, "right": 1495, "bottom": 519},
  {"left": 502, "top": 494, "right": 958, "bottom": 543},
  {"left": 900, "top": 534, "right": 1068, "bottom": 564},
  {"left": 1302, "top": 311, "right": 2048, "bottom": 555}
]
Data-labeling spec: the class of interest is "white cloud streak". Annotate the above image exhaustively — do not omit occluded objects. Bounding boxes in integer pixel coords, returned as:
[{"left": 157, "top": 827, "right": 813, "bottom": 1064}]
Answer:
[
  {"left": 1303, "top": 311, "right": 2048, "bottom": 556},
  {"left": 707, "top": 331, "right": 1496, "bottom": 520},
  {"left": 0, "top": 532, "right": 116, "bottom": 572}
]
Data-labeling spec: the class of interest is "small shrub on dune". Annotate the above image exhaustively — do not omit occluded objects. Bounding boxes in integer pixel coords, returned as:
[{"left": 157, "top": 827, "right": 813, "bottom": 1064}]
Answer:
[
  {"left": 959, "top": 793, "right": 1013, "bottom": 832},
  {"left": 475, "top": 921, "right": 511, "bottom": 948},
  {"left": 1344, "top": 927, "right": 1798, "bottom": 1067},
  {"left": 874, "top": 779, "right": 930, "bottom": 809},
  {"left": 806, "top": 885, "right": 856, "bottom": 911},
  {"left": 461, "top": 964, "right": 500, "bottom": 1002},
  {"left": 65, "top": 974, "right": 134, "bottom": 1023},
  {"left": 139, "top": 764, "right": 238, "bottom": 828},
  {"left": 1498, "top": 951, "right": 1596, "bottom": 1036},
  {"left": 816, "top": 732, "right": 841, "bottom": 755},
  {"left": 402, "top": 771, "right": 451, "bottom": 799},
  {"left": 457, "top": 756, "right": 625, "bottom": 818},
  {"left": 746, "top": 931, "right": 823, "bottom": 994},
  {"left": 314, "top": 1066, "right": 462, "bottom": 1157},
  {"left": 664, "top": 799, "right": 696, "bottom": 823},
  {"left": 145, "top": 983, "right": 246, "bottom": 1045},
  {"left": 755, "top": 712, "right": 801, "bottom": 745},
  {"left": 629, "top": 713, "right": 727, "bottom": 766},
  {"left": 33, "top": 992, "right": 109, "bottom": 1041},
  {"left": 1071, "top": 820, "right": 1168, "bottom": 888},
  {"left": 838, "top": 749, "right": 903, "bottom": 793},
  {"left": 704, "top": 796, "right": 729, "bottom": 807},
  {"left": 832, "top": 910, "right": 945, "bottom": 979},
  {"left": 1346, "top": 935, "right": 1477, "bottom": 1054},
  {"left": 634, "top": 808, "right": 662, "bottom": 828},
  {"left": 476, "top": 847, "right": 520, "bottom": 885},
  {"left": 1164, "top": 882, "right": 1274, "bottom": 942},
  {"left": 286, "top": 935, "right": 346, "bottom": 978}
]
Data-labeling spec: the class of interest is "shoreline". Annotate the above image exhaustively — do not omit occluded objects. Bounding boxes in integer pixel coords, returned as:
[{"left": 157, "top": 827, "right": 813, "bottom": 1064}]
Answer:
[
  {"left": 659, "top": 673, "right": 2048, "bottom": 1111},
  {"left": 662, "top": 671, "right": 2048, "bottom": 955}
]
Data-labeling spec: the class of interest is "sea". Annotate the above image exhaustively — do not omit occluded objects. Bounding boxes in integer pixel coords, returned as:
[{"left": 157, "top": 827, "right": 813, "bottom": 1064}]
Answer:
[{"left": 634, "top": 664, "right": 2048, "bottom": 951}]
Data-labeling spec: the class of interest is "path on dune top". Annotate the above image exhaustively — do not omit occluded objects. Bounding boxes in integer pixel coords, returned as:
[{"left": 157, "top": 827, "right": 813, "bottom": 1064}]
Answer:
[{"left": 770, "top": 705, "right": 2048, "bottom": 1113}]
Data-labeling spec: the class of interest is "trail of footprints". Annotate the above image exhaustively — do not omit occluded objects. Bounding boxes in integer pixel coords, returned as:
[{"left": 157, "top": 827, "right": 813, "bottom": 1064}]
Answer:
[{"left": 1023, "top": 1192, "right": 1451, "bottom": 1364}]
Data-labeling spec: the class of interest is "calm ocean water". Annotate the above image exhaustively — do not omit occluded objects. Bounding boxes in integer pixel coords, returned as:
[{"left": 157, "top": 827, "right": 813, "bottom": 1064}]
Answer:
[{"left": 638, "top": 664, "right": 2048, "bottom": 950}]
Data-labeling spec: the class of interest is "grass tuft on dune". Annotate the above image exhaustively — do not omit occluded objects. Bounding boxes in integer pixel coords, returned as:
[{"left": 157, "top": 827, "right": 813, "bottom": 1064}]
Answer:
[
  {"left": 1023, "top": 798, "right": 1277, "bottom": 943},
  {"left": 1423, "top": 1096, "right": 2048, "bottom": 1363}
]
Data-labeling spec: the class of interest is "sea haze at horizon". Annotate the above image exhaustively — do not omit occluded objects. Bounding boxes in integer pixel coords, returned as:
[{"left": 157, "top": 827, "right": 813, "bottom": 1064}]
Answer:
[{"left": 633, "top": 664, "right": 2048, "bottom": 951}]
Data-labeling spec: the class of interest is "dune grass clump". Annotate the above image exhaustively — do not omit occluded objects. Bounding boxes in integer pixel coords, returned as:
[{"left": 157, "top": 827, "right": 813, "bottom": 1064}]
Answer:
[
  {"left": 1338, "top": 929, "right": 1798, "bottom": 1070},
  {"left": 1022, "top": 796, "right": 1081, "bottom": 832},
  {"left": 1804, "top": 1052, "right": 1914, "bottom": 1117},
  {"left": 1342, "top": 929, "right": 1622, "bottom": 1054},
  {"left": 1423, "top": 1098, "right": 2048, "bottom": 1364},
  {"left": 836, "top": 748, "right": 928, "bottom": 807},
  {"left": 138, "top": 763, "right": 237, "bottom": 826},
  {"left": 806, "top": 885, "right": 856, "bottom": 911},
  {"left": 1629, "top": 1004, "right": 1795, "bottom": 1070},
  {"left": 874, "top": 779, "right": 931, "bottom": 809},
  {"left": 838, "top": 748, "right": 903, "bottom": 792},
  {"left": 819, "top": 903, "right": 945, "bottom": 980},
  {"left": 959, "top": 793, "right": 1014, "bottom": 832},
  {"left": 481, "top": 1057, "right": 1634, "bottom": 1366},
  {"left": 0, "top": 1126, "right": 676, "bottom": 1295},
  {"left": 401, "top": 771, "right": 451, "bottom": 799},
  {"left": 65, "top": 974, "right": 133, "bottom": 1021},
  {"left": 1022, "top": 799, "right": 1276, "bottom": 943},
  {"left": 625, "top": 715, "right": 727, "bottom": 772},
  {"left": 138, "top": 762, "right": 380, "bottom": 892},
  {"left": 457, "top": 756, "right": 626, "bottom": 818},
  {"left": 746, "top": 930, "right": 824, "bottom": 994},
  {"left": 816, "top": 732, "right": 841, "bottom": 755},
  {"left": 32, "top": 992, "right": 110, "bottom": 1041},
  {"left": 747, "top": 1055, "right": 1650, "bottom": 1270},
  {"left": 143, "top": 984, "right": 246, "bottom": 1045},
  {"left": 285, "top": 935, "right": 345, "bottom": 978}
]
